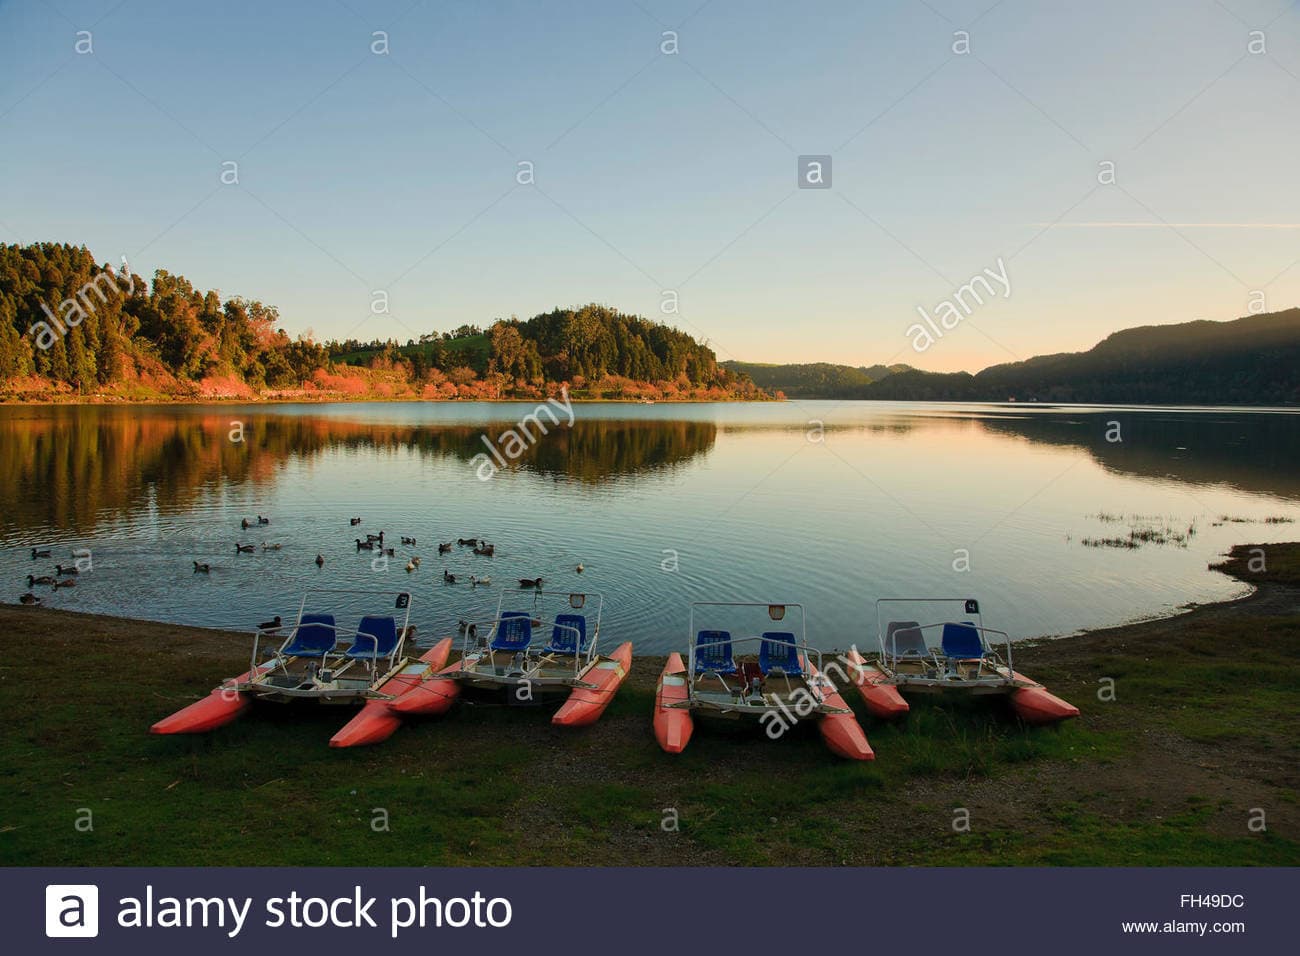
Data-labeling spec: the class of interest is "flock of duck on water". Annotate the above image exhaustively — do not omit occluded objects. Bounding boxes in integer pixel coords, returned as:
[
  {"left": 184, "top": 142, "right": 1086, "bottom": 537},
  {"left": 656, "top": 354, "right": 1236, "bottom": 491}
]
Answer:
[
  {"left": 18, "top": 514, "right": 583, "bottom": 607},
  {"left": 19, "top": 546, "right": 78, "bottom": 603}
]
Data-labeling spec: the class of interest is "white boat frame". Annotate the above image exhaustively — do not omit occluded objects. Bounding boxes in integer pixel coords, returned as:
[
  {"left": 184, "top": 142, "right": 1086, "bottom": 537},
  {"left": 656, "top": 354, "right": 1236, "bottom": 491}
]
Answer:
[
  {"left": 452, "top": 589, "right": 605, "bottom": 693},
  {"left": 678, "top": 601, "right": 851, "bottom": 720},
  {"left": 244, "top": 587, "right": 415, "bottom": 703},
  {"left": 873, "top": 597, "right": 1019, "bottom": 695}
]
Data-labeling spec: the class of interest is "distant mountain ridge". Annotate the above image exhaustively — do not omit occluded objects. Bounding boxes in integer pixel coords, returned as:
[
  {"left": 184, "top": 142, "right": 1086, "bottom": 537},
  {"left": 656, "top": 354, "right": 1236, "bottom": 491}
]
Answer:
[
  {"left": 727, "top": 309, "right": 1300, "bottom": 406},
  {"left": 721, "top": 360, "right": 913, "bottom": 398}
]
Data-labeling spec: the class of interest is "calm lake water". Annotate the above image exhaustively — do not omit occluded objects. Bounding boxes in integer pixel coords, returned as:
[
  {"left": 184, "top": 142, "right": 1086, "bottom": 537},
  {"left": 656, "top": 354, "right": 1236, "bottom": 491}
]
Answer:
[{"left": 3, "top": 401, "right": 1298, "bottom": 655}]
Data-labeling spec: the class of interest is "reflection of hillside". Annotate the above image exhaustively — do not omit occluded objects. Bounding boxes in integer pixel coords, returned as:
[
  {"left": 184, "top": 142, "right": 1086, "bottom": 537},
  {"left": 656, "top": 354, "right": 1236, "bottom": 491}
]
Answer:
[
  {"left": 978, "top": 412, "right": 1300, "bottom": 500},
  {"left": 479, "top": 419, "right": 716, "bottom": 483},
  {"left": 0, "top": 409, "right": 718, "bottom": 534},
  {"left": 0, "top": 408, "right": 265, "bottom": 533}
]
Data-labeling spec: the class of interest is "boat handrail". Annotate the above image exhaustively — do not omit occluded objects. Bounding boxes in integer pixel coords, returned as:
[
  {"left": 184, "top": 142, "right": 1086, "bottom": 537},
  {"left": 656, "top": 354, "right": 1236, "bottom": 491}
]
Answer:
[
  {"left": 877, "top": 620, "right": 1014, "bottom": 677},
  {"left": 874, "top": 597, "right": 1013, "bottom": 676},
  {"left": 483, "top": 589, "right": 605, "bottom": 679},
  {"left": 467, "top": 612, "right": 598, "bottom": 681},
  {"left": 247, "top": 591, "right": 414, "bottom": 683},
  {"left": 687, "top": 601, "right": 807, "bottom": 696},
  {"left": 687, "top": 632, "right": 826, "bottom": 702}
]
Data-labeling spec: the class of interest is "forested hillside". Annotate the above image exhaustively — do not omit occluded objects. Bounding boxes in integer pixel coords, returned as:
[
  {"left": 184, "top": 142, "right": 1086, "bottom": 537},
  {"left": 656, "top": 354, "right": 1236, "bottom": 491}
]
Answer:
[
  {"left": 860, "top": 310, "right": 1300, "bottom": 405},
  {"left": 0, "top": 243, "right": 764, "bottom": 401},
  {"left": 721, "top": 360, "right": 912, "bottom": 398},
  {"left": 6, "top": 243, "right": 1293, "bottom": 406},
  {"left": 731, "top": 311, "right": 1300, "bottom": 406}
]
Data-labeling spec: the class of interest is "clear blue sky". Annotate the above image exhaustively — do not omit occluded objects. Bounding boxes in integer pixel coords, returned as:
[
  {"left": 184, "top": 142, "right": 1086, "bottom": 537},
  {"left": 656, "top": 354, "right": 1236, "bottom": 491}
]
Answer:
[{"left": 2, "top": 0, "right": 1298, "bottom": 371}]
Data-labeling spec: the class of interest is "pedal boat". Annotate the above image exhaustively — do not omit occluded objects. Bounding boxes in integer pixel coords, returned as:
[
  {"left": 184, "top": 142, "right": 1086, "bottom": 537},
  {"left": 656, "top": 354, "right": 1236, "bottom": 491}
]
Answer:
[
  {"left": 152, "top": 589, "right": 454, "bottom": 743},
  {"left": 387, "top": 589, "right": 632, "bottom": 727},
  {"left": 654, "top": 602, "right": 873, "bottom": 760},
  {"left": 846, "top": 597, "right": 1078, "bottom": 724}
]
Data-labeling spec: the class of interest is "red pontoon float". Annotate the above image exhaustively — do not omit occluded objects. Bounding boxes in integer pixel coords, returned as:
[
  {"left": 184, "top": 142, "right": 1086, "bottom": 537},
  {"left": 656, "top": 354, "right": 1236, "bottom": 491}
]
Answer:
[
  {"left": 653, "top": 601, "right": 873, "bottom": 760},
  {"left": 152, "top": 589, "right": 458, "bottom": 744},
  {"left": 388, "top": 589, "right": 631, "bottom": 728},
  {"left": 849, "top": 597, "right": 1078, "bottom": 724}
]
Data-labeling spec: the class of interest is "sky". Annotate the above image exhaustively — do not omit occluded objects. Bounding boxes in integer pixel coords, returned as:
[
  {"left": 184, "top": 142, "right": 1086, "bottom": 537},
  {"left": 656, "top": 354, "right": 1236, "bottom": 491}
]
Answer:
[{"left": 1, "top": 0, "right": 1298, "bottom": 372}]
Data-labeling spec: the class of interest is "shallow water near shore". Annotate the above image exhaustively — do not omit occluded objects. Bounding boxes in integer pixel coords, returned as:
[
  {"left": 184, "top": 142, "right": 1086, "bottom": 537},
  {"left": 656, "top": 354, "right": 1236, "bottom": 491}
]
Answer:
[{"left": 2, "top": 401, "right": 1298, "bottom": 653}]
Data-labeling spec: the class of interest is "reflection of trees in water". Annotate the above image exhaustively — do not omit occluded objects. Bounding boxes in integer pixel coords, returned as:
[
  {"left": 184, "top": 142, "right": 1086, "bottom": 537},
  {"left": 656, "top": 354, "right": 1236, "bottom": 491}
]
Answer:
[
  {"left": 480, "top": 419, "right": 717, "bottom": 483},
  {"left": 729, "top": 409, "right": 1300, "bottom": 500},
  {"left": 0, "top": 408, "right": 262, "bottom": 533},
  {"left": 0, "top": 409, "right": 718, "bottom": 533},
  {"left": 977, "top": 412, "right": 1300, "bottom": 500},
  {"left": 4, "top": 404, "right": 1294, "bottom": 538}
]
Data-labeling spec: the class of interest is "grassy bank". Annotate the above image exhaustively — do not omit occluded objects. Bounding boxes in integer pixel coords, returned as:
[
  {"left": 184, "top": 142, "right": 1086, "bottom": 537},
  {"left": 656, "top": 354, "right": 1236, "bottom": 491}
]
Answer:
[{"left": 2, "top": 546, "right": 1297, "bottom": 866}]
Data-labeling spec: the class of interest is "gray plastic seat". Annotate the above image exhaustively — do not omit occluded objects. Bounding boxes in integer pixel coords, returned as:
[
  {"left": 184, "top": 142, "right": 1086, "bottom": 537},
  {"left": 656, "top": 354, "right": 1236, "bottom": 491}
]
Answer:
[{"left": 885, "top": 621, "right": 928, "bottom": 659}]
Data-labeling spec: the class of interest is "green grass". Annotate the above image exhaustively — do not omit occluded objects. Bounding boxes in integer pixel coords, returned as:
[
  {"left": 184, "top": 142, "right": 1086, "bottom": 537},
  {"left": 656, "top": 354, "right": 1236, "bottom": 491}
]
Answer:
[
  {"left": 1083, "top": 616, "right": 1300, "bottom": 748},
  {"left": 1211, "top": 541, "right": 1300, "bottom": 586},
  {"left": 915, "top": 807, "right": 1297, "bottom": 866},
  {"left": 2, "top": 589, "right": 1298, "bottom": 866}
]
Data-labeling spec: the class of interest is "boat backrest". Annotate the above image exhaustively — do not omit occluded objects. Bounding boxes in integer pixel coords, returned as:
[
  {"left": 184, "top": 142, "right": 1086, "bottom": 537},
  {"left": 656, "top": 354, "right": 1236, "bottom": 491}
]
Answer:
[
  {"left": 886, "top": 621, "right": 927, "bottom": 658},
  {"left": 544, "top": 613, "right": 588, "bottom": 655},
  {"left": 695, "top": 629, "right": 735, "bottom": 675},
  {"left": 759, "top": 631, "right": 803, "bottom": 675},
  {"left": 281, "top": 613, "right": 337, "bottom": 658},
  {"left": 491, "top": 611, "right": 533, "bottom": 652},
  {"left": 941, "top": 622, "right": 985, "bottom": 660},
  {"left": 347, "top": 615, "right": 400, "bottom": 660}
]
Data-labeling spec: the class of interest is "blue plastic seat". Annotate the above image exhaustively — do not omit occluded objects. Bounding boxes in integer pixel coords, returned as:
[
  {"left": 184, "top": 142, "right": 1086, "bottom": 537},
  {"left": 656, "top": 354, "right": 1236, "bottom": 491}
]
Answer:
[
  {"left": 281, "top": 613, "right": 336, "bottom": 658},
  {"left": 491, "top": 611, "right": 533, "bottom": 652},
  {"left": 759, "top": 632, "right": 803, "bottom": 676},
  {"left": 347, "top": 615, "right": 400, "bottom": 660},
  {"left": 695, "top": 629, "right": 735, "bottom": 675},
  {"left": 544, "top": 613, "right": 588, "bottom": 655},
  {"left": 941, "top": 622, "right": 985, "bottom": 660}
]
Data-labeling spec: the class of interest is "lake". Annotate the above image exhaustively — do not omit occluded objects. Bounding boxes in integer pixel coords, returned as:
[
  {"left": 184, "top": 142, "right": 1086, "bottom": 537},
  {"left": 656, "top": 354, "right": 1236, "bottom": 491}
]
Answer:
[{"left": 3, "top": 401, "right": 1298, "bottom": 655}]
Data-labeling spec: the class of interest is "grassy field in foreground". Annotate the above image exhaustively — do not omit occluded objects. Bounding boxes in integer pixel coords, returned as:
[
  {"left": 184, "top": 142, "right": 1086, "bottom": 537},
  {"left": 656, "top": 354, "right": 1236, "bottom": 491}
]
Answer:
[{"left": 1, "top": 547, "right": 1298, "bottom": 866}]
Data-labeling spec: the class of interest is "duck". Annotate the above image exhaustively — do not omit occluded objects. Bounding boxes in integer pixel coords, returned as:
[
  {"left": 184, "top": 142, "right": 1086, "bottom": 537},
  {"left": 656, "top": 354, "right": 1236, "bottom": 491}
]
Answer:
[
  {"left": 19, "top": 592, "right": 40, "bottom": 605},
  {"left": 261, "top": 543, "right": 282, "bottom": 551},
  {"left": 443, "top": 570, "right": 457, "bottom": 584},
  {"left": 241, "top": 518, "right": 251, "bottom": 530},
  {"left": 355, "top": 538, "right": 374, "bottom": 551},
  {"left": 473, "top": 543, "right": 495, "bottom": 556},
  {"left": 518, "top": 577, "right": 543, "bottom": 589},
  {"left": 401, "top": 536, "right": 417, "bottom": 546},
  {"left": 405, "top": 561, "right": 417, "bottom": 573},
  {"left": 53, "top": 578, "right": 75, "bottom": 589},
  {"left": 192, "top": 562, "right": 210, "bottom": 574},
  {"left": 55, "top": 564, "right": 79, "bottom": 575},
  {"left": 410, "top": 556, "right": 421, "bottom": 567},
  {"left": 576, "top": 563, "right": 584, "bottom": 573},
  {"left": 470, "top": 575, "right": 491, "bottom": 588},
  {"left": 315, "top": 554, "right": 325, "bottom": 567},
  {"left": 381, "top": 547, "right": 395, "bottom": 557},
  {"left": 366, "top": 533, "right": 383, "bottom": 543},
  {"left": 438, "top": 542, "right": 453, "bottom": 554},
  {"left": 257, "top": 515, "right": 270, "bottom": 525},
  {"left": 457, "top": 537, "right": 478, "bottom": 547},
  {"left": 27, "top": 574, "right": 57, "bottom": 586},
  {"left": 30, "top": 548, "right": 51, "bottom": 559},
  {"left": 236, "top": 543, "right": 255, "bottom": 554},
  {"left": 350, "top": 517, "right": 362, "bottom": 526},
  {"left": 257, "top": 615, "right": 282, "bottom": 632}
]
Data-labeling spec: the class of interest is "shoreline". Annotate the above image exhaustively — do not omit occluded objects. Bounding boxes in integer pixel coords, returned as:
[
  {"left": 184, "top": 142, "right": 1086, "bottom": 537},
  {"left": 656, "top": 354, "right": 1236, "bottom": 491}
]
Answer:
[
  {"left": 0, "top": 395, "right": 776, "bottom": 407},
  {"left": 2, "top": 545, "right": 1296, "bottom": 867},
  {"left": 3, "top": 394, "right": 1298, "bottom": 411},
  {"left": 0, "top": 572, "right": 1280, "bottom": 657}
]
